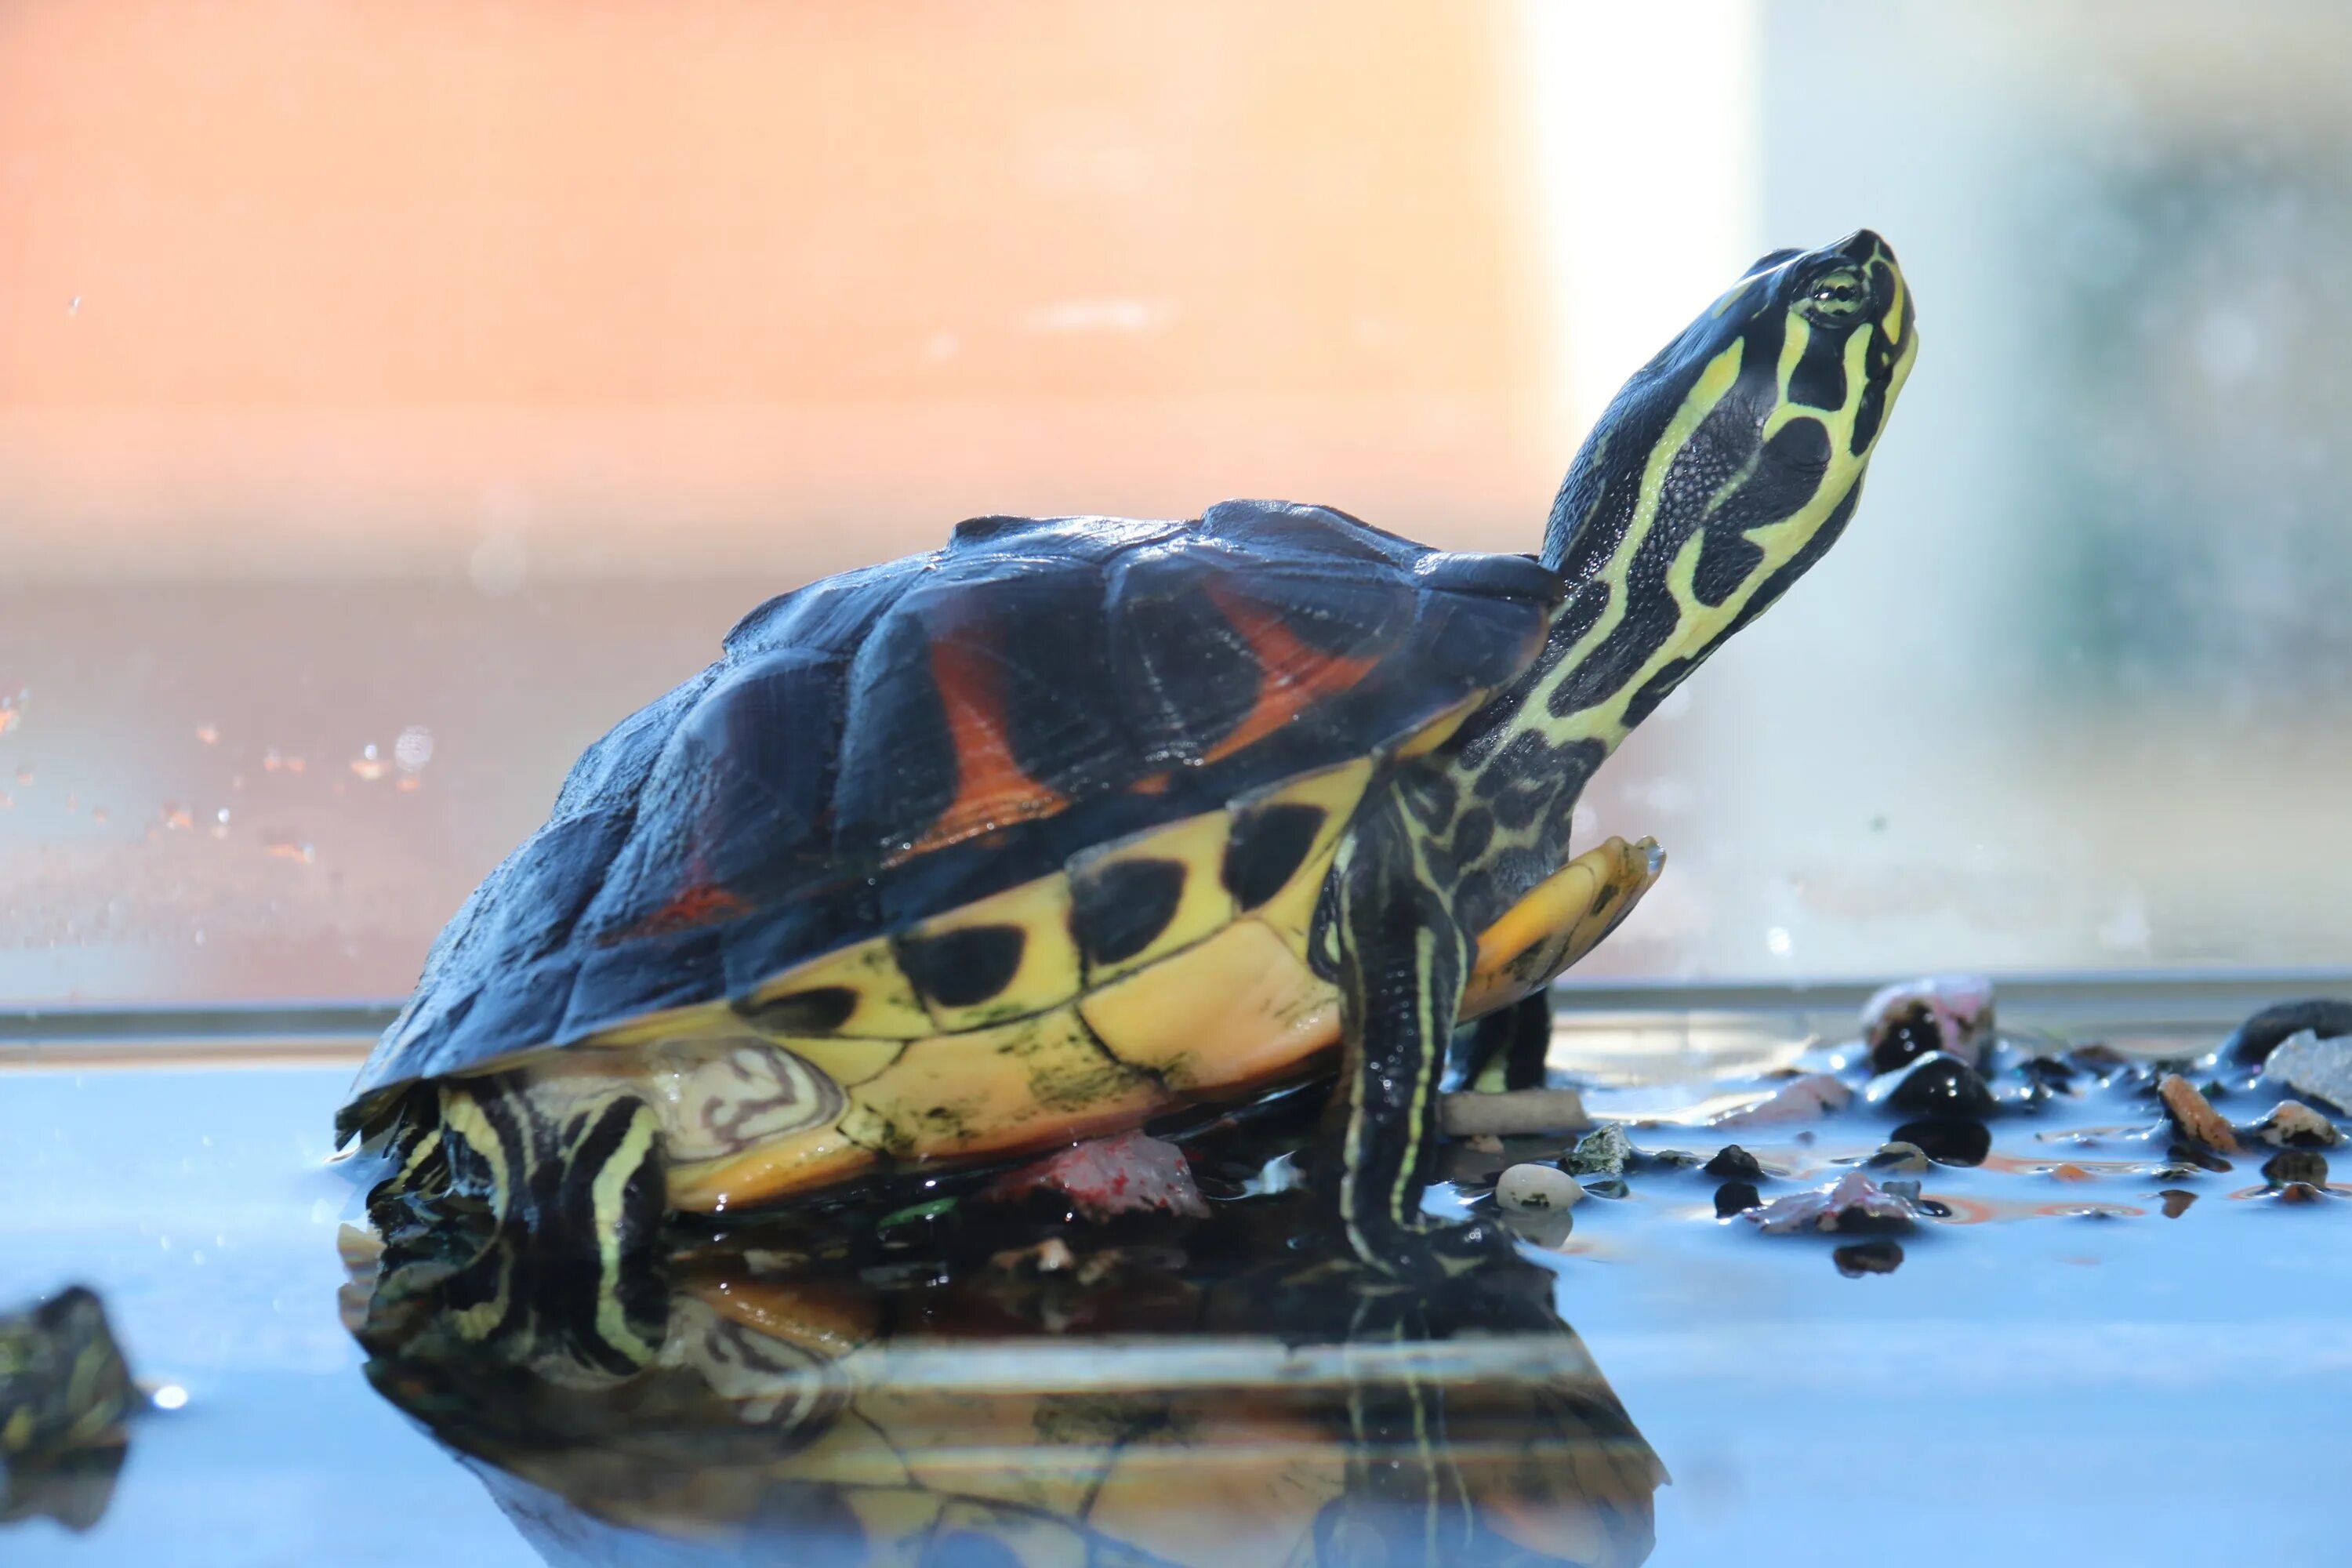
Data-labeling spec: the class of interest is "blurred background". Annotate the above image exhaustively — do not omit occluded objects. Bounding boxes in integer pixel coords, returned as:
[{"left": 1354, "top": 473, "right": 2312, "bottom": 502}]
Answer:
[{"left": 2, "top": 0, "right": 2347, "bottom": 1007}]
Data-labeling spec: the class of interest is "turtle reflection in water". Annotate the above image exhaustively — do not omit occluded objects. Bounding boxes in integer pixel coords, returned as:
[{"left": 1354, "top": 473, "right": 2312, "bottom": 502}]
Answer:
[{"left": 350, "top": 1191, "right": 1664, "bottom": 1568}]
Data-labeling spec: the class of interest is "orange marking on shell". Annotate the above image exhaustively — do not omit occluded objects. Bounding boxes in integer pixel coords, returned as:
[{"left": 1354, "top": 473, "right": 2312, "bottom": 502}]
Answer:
[
  {"left": 898, "top": 636, "right": 1070, "bottom": 860},
  {"left": 622, "top": 880, "right": 750, "bottom": 940},
  {"left": 1198, "top": 583, "right": 1381, "bottom": 764}
]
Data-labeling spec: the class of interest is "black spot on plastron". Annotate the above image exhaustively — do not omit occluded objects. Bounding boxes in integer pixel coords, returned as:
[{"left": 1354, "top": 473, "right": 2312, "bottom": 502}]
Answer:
[
  {"left": 1450, "top": 805, "right": 1494, "bottom": 865},
  {"left": 1070, "top": 856, "right": 1188, "bottom": 967},
  {"left": 735, "top": 984, "right": 858, "bottom": 1035},
  {"left": 894, "top": 924, "right": 1027, "bottom": 1009},
  {"left": 1223, "top": 801, "right": 1326, "bottom": 909}
]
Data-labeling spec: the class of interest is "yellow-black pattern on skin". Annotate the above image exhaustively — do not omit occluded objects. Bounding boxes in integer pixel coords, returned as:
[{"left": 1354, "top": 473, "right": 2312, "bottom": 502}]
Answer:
[
  {"left": 1322, "top": 231, "right": 1916, "bottom": 1267},
  {"left": 365, "top": 1077, "right": 669, "bottom": 1378},
  {"left": 1435, "top": 231, "right": 1917, "bottom": 944}
]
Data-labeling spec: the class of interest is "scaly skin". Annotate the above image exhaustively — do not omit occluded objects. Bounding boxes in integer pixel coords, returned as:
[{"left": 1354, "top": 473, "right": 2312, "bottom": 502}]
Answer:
[{"left": 1322, "top": 231, "right": 1918, "bottom": 1268}]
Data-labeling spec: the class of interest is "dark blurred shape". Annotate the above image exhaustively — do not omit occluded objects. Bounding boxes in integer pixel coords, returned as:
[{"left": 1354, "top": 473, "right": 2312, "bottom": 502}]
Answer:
[
  {"left": 0, "top": 1283, "right": 136, "bottom": 1534},
  {"left": 2224, "top": 998, "right": 2352, "bottom": 1066}
]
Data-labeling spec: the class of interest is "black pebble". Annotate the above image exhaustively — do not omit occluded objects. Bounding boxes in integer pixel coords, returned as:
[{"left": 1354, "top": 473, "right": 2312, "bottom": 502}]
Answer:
[
  {"left": 2263, "top": 1149, "right": 2330, "bottom": 1189},
  {"left": 1833, "top": 1238, "right": 1905, "bottom": 1277},
  {"left": 1868, "top": 1000, "right": 1947, "bottom": 1075},
  {"left": 1867, "top": 1052, "right": 1998, "bottom": 1120},
  {"left": 1889, "top": 1118, "right": 1991, "bottom": 1167},
  {"left": 1714, "top": 1181, "right": 1761, "bottom": 1218},
  {"left": 2225, "top": 998, "right": 2352, "bottom": 1067},
  {"left": 1704, "top": 1145, "right": 1764, "bottom": 1180}
]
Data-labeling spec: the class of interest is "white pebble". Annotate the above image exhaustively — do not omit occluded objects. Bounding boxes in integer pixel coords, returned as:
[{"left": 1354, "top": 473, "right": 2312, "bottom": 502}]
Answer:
[{"left": 1497, "top": 1162, "right": 1584, "bottom": 1213}]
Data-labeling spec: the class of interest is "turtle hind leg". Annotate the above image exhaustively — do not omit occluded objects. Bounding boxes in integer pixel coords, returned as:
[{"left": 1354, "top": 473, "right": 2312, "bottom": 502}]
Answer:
[
  {"left": 365, "top": 1073, "right": 670, "bottom": 1377},
  {"left": 1450, "top": 990, "right": 1555, "bottom": 1094}
]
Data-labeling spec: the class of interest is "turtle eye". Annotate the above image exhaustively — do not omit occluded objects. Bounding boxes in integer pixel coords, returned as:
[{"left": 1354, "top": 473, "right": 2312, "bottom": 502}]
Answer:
[{"left": 1798, "top": 267, "right": 1868, "bottom": 323}]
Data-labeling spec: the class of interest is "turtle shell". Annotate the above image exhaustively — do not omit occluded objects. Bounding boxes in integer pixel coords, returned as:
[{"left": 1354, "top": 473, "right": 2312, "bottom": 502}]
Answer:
[{"left": 340, "top": 500, "right": 1561, "bottom": 1141}]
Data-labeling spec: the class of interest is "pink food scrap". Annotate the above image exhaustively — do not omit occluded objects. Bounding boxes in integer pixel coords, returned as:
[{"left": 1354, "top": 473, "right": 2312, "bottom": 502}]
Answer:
[{"left": 985, "top": 1130, "right": 1210, "bottom": 1221}]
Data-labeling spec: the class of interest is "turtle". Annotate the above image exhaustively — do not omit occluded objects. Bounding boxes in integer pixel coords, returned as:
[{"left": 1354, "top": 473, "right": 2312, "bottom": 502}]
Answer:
[{"left": 339, "top": 230, "right": 1917, "bottom": 1282}]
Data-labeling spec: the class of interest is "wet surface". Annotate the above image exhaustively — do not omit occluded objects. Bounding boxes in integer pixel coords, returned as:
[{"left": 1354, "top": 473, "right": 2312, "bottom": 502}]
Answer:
[{"left": 7, "top": 978, "right": 2352, "bottom": 1566}]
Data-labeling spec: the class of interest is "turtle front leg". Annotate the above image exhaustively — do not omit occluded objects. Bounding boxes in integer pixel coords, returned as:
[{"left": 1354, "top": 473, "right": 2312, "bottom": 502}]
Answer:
[{"left": 1322, "top": 796, "right": 1475, "bottom": 1272}]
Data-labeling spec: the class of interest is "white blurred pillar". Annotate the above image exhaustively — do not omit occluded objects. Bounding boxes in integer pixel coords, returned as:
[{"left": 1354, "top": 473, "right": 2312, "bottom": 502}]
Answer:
[{"left": 1515, "top": 0, "right": 1766, "bottom": 434}]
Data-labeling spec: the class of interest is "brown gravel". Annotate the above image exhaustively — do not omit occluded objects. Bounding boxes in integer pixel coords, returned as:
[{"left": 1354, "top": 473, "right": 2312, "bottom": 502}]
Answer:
[{"left": 2158, "top": 1073, "right": 2240, "bottom": 1153}]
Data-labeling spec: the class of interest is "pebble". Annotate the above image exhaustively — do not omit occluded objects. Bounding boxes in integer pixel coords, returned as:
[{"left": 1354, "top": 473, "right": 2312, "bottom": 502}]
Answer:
[
  {"left": 2259, "top": 1030, "right": 2352, "bottom": 1116},
  {"left": 1864, "top": 1052, "right": 1998, "bottom": 1120},
  {"left": 1866, "top": 1142, "right": 1931, "bottom": 1174},
  {"left": 1565, "top": 1123, "right": 1635, "bottom": 1178},
  {"left": 1497, "top": 1162, "right": 1584, "bottom": 1213},
  {"left": 2157, "top": 1073, "right": 2239, "bottom": 1153},
  {"left": 2261, "top": 1149, "right": 2329, "bottom": 1190},
  {"left": 2252, "top": 1100, "right": 2341, "bottom": 1149},
  {"left": 2158, "top": 1189, "right": 2198, "bottom": 1218},
  {"left": 1714, "top": 1181, "right": 1762, "bottom": 1218},
  {"left": 1891, "top": 1118, "right": 1991, "bottom": 1167},
  {"left": 1750, "top": 1171, "right": 1918, "bottom": 1235},
  {"left": 1704, "top": 1145, "right": 1765, "bottom": 1180},
  {"left": 1833, "top": 1237, "right": 1906, "bottom": 1277},
  {"left": 1860, "top": 974, "right": 1996, "bottom": 1073},
  {"left": 1711, "top": 1073, "right": 1853, "bottom": 1129},
  {"left": 2225, "top": 998, "right": 2352, "bottom": 1066}
]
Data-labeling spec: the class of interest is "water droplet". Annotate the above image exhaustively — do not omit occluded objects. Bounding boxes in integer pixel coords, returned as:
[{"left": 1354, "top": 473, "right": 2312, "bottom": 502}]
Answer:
[
  {"left": 161, "top": 803, "right": 193, "bottom": 830},
  {"left": 211, "top": 807, "right": 230, "bottom": 840},
  {"left": 194, "top": 724, "right": 220, "bottom": 745},
  {"left": 1765, "top": 926, "right": 1794, "bottom": 957},
  {"left": 67, "top": 296, "right": 82, "bottom": 317},
  {"left": 349, "top": 744, "right": 389, "bottom": 782},
  {"left": 151, "top": 1385, "right": 188, "bottom": 1412},
  {"left": 394, "top": 725, "right": 434, "bottom": 772}
]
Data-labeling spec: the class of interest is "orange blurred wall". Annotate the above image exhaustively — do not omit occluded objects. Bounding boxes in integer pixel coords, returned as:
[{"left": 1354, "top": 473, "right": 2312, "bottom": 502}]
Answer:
[{"left": 0, "top": 0, "right": 1567, "bottom": 585}]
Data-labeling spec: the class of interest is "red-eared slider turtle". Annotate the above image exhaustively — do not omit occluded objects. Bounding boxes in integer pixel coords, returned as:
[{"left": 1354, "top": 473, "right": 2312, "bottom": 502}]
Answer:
[{"left": 339, "top": 231, "right": 1916, "bottom": 1274}]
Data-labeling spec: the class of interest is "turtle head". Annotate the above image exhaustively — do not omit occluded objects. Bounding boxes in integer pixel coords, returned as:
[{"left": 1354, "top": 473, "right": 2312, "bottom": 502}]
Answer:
[{"left": 1543, "top": 229, "right": 1916, "bottom": 587}]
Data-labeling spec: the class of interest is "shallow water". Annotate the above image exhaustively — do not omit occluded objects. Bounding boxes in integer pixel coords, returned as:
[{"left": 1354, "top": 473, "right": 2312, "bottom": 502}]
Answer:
[{"left": 5, "top": 975, "right": 2351, "bottom": 1566}]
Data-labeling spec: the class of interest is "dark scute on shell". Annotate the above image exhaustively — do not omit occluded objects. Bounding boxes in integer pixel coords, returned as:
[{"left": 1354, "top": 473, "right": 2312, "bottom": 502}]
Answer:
[
  {"left": 1222, "top": 802, "right": 1326, "bottom": 911},
  {"left": 2226, "top": 998, "right": 2352, "bottom": 1066},
  {"left": 343, "top": 501, "right": 1560, "bottom": 1110},
  {"left": 895, "top": 924, "right": 1028, "bottom": 1010},
  {"left": 1069, "top": 858, "right": 1188, "bottom": 967},
  {"left": 735, "top": 985, "right": 858, "bottom": 1035},
  {"left": 1108, "top": 545, "right": 1267, "bottom": 764}
]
